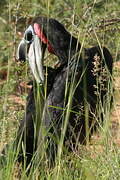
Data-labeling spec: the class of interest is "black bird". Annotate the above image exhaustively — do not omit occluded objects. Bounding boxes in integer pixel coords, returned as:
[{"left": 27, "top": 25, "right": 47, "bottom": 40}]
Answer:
[{"left": 16, "top": 16, "right": 113, "bottom": 167}]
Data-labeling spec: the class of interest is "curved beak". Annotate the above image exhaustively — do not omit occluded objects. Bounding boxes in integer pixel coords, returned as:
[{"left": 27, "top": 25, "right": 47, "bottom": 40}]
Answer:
[
  {"left": 16, "top": 39, "right": 27, "bottom": 61},
  {"left": 28, "top": 35, "right": 45, "bottom": 83},
  {"left": 17, "top": 26, "right": 46, "bottom": 83}
]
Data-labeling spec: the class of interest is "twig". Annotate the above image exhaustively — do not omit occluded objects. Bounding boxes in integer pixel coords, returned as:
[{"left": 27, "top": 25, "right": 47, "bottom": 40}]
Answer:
[{"left": 88, "top": 18, "right": 120, "bottom": 33}]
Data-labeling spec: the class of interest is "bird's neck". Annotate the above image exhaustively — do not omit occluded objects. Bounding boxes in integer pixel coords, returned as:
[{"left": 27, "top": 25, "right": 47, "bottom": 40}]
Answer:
[{"left": 56, "top": 36, "right": 81, "bottom": 68}]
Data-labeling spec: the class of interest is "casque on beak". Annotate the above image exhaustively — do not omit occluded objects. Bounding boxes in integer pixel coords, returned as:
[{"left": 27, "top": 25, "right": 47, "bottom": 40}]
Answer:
[{"left": 17, "top": 25, "right": 46, "bottom": 83}]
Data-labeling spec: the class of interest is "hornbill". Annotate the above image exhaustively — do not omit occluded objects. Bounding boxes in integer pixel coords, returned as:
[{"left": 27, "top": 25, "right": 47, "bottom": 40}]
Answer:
[{"left": 16, "top": 16, "right": 113, "bottom": 167}]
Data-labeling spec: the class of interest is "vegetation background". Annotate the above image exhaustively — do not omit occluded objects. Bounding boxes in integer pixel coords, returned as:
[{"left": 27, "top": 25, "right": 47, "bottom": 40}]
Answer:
[{"left": 0, "top": 0, "right": 120, "bottom": 179}]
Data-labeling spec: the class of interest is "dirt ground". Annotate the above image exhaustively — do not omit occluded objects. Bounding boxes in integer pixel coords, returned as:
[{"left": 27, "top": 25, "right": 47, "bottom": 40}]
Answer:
[{"left": 110, "top": 61, "right": 120, "bottom": 146}]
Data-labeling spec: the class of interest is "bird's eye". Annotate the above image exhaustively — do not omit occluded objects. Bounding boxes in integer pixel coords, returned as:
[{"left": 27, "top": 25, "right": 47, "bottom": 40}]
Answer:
[{"left": 24, "top": 31, "right": 33, "bottom": 43}]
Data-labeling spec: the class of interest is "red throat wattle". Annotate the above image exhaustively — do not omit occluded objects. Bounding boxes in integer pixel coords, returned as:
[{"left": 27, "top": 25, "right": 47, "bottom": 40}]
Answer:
[{"left": 34, "top": 23, "right": 55, "bottom": 54}]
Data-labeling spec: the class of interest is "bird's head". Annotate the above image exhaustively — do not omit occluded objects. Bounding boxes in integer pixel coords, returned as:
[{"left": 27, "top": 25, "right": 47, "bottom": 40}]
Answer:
[{"left": 17, "top": 16, "right": 80, "bottom": 83}]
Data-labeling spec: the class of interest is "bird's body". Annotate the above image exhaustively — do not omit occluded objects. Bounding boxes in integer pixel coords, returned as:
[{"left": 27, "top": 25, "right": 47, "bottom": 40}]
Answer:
[{"left": 15, "top": 66, "right": 63, "bottom": 165}]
